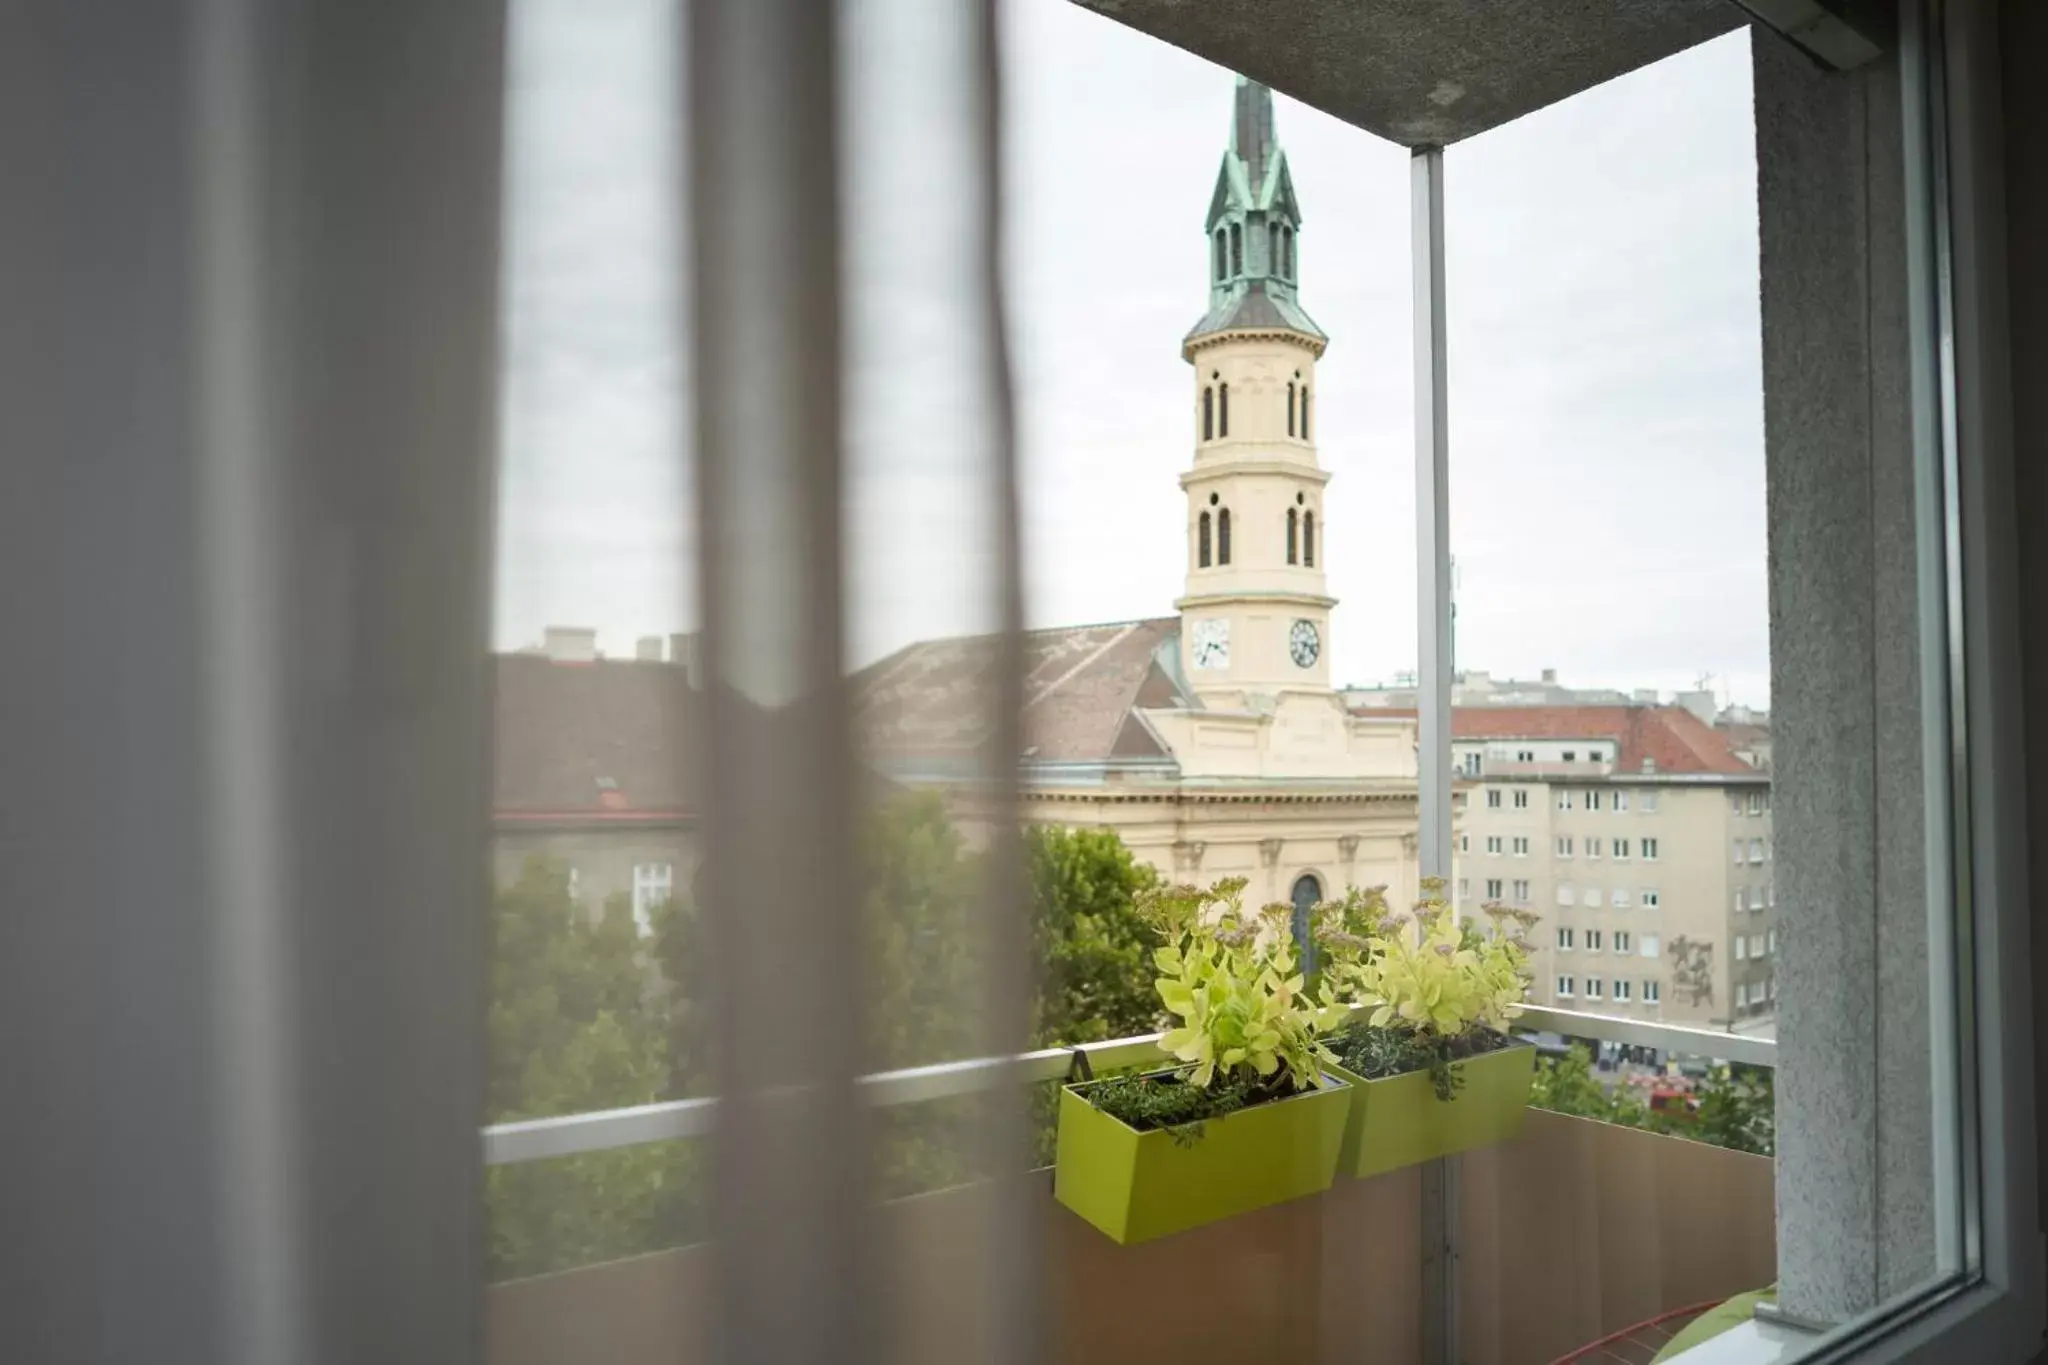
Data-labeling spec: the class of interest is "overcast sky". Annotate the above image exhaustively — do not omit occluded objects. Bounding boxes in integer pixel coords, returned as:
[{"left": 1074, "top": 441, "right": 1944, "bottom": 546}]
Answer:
[{"left": 493, "top": 0, "right": 1770, "bottom": 707}]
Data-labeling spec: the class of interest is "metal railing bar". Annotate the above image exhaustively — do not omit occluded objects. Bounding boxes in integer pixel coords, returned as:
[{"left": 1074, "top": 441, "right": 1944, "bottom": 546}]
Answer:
[{"left": 480, "top": 1005, "right": 1775, "bottom": 1165}]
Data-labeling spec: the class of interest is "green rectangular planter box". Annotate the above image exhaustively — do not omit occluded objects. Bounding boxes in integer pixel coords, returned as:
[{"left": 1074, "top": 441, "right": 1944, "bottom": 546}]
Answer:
[
  {"left": 1054, "top": 1070, "right": 1351, "bottom": 1245},
  {"left": 1328, "top": 1042, "right": 1535, "bottom": 1179}
]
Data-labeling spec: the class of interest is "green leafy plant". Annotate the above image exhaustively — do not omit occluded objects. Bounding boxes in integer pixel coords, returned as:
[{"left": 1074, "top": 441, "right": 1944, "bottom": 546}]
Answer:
[
  {"left": 1142, "top": 877, "right": 1343, "bottom": 1092},
  {"left": 1314, "top": 879, "right": 1539, "bottom": 1100}
]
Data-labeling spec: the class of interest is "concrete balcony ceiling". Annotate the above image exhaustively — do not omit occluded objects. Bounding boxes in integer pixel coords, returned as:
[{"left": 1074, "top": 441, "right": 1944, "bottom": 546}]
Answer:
[{"left": 1069, "top": 0, "right": 1881, "bottom": 146}]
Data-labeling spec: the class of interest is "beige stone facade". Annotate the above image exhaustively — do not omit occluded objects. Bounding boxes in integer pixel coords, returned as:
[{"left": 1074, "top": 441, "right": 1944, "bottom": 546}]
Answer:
[{"left": 1450, "top": 715, "right": 1775, "bottom": 1030}]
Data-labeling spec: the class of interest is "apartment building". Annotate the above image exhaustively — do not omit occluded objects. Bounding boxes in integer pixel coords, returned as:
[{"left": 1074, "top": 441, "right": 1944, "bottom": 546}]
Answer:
[{"left": 1449, "top": 705, "right": 1774, "bottom": 1030}]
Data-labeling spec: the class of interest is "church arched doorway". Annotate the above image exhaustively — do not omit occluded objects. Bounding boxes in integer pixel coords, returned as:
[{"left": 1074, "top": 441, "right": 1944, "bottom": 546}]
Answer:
[{"left": 1290, "top": 873, "right": 1323, "bottom": 968}]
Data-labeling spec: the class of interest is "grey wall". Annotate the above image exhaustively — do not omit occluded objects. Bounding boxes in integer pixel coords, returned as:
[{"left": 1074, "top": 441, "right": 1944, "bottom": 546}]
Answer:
[{"left": 1753, "top": 26, "right": 1935, "bottom": 1321}]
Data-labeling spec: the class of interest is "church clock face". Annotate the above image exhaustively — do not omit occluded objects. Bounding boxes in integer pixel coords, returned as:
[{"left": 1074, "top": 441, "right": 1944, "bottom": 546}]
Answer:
[
  {"left": 1289, "top": 619, "right": 1321, "bottom": 668},
  {"left": 1191, "top": 617, "right": 1230, "bottom": 670}
]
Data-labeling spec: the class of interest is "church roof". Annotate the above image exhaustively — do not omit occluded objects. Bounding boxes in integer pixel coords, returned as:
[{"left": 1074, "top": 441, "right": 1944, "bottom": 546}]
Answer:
[
  {"left": 854, "top": 617, "right": 1188, "bottom": 773},
  {"left": 1184, "top": 280, "right": 1326, "bottom": 350}
]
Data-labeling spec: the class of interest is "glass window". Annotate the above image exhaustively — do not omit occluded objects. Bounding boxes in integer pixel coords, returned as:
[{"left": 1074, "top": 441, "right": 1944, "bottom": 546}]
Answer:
[
  {"left": 1556, "top": 836, "right": 1573, "bottom": 857},
  {"left": 1639, "top": 837, "right": 1659, "bottom": 860},
  {"left": 1557, "top": 927, "right": 1574, "bottom": 950},
  {"left": 630, "top": 862, "right": 672, "bottom": 938},
  {"left": 1556, "top": 976, "right": 1575, "bottom": 999},
  {"left": 1513, "top": 789, "right": 1529, "bottom": 809},
  {"left": 1486, "top": 789, "right": 1502, "bottom": 809},
  {"left": 1612, "top": 838, "right": 1629, "bottom": 860},
  {"left": 1643, "top": 980, "right": 1662, "bottom": 1005},
  {"left": 1584, "top": 977, "right": 1604, "bottom": 1001},
  {"left": 1640, "top": 889, "right": 1660, "bottom": 910},
  {"left": 1586, "top": 929, "right": 1602, "bottom": 951},
  {"left": 1613, "top": 980, "right": 1632, "bottom": 1002}
]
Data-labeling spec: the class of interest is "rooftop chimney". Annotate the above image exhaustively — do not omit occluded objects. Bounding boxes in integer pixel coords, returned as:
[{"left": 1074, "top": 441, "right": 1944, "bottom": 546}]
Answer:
[
  {"left": 1674, "top": 688, "right": 1717, "bottom": 725},
  {"left": 635, "top": 635, "right": 663, "bottom": 661},
  {"left": 1634, "top": 687, "right": 1658, "bottom": 704},
  {"left": 1541, "top": 667, "right": 1557, "bottom": 684},
  {"left": 542, "top": 625, "right": 598, "bottom": 663}
]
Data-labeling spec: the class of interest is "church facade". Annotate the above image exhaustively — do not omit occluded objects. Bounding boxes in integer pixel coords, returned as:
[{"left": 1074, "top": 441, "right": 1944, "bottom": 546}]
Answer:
[{"left": 856, "top": 79, "right": 1425, "bottom": 928}]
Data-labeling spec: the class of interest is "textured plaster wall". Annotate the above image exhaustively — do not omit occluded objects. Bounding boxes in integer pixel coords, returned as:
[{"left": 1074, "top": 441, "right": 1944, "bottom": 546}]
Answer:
[{"left": 1754, "top": 29, "right": 1932, "bottom": 1321}]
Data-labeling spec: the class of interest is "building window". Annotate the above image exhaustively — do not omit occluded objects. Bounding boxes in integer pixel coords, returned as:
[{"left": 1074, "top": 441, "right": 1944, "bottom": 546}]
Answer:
[
  {"left": 1515, "top": 748, "right": 1536, "bottom": 763},
  {"left": 1557, "top": 976, "right": 1575, "bottom": 998},
  {"left": 1737, "top": 982, "right": 1750, "bottom": 1008},
  {"left": 1286, "top": 507, "right": 1299, "bottom": 564},
  {"left": 1217, "top": 507, "right": 1232, "bottom": 564},
  {"left": 1767, "top": 883, "right": 1776, "bottom": 908},
  {"left": 1557, "top": 836, "right": 1574, "bottom": 858},
  {"left": 1218, "top": 382, "right": 1230, "bottom": 437},
  {"left": 1587, "top": 791, "right": 1604, "bottom": 812},
  {"left": 1749, "top": 837, "right": 1765, "bottom": 864},
  {"left": 1612, "top": 839, "right": 1629, "bottom": 860},
  {"left": 1283, "top": 225, "right": 1294, "bottom": 277},
  {"left": 1641, "top": 889, "right": 1660, "bottom": 909},
  {"left": 1640, "top": 837, "right": 1659, "bottom": 860},
  {"left": 1585, "top": 977, "right": 1604, "bottom": 1001},
  {"left": 1197, "top": 511, "right": 1212, "bottom": 567},
  {"left": 1614, "top": 931, "right": 1632, "bottom": 953},
  {"left": 1459, "top": 833, "right": 1469, "bottom": 853},
  {"left": 1512, "top": 836, "right": 1529, "bottom": 857},
  {"left": 1512, "top": 879, "right": 1530, "bottom": 904},
  {"left": 1586, "top": 930, "right": 1603, "bottom": 951},
  {"left": 1557, "top": 885, "right": 1575, "bottom": 906},
  {"left": 1287, "top": 381, "right": 1297, "bottom": 436},
  {"left": 1586, "top": 839, "right": 1601, "bottom": 861},
  {"left": 1733, "top": 839, "right": 1745, "bottom": 865},
  {"left": 1613, "top": 980, "right": 1632, "bottom": 1002},
  {"left": 1214, "top": 228, "right": 1226, "bottom": 281},
  {"left": 1614, "top": 791, "right": 1630, "bottom": 812},
  {"left": 631, "top": 862, "right": 673, "bottom": 938},
  {"left": 1485, "top": 835, "right": 1503, "bottom": 855},
  {"left": 1562, "top": 750, "right": 1577, "bottom": 763},
  {"left": 1230, "top": 222, "right": 1242, "bottom": 275},
  {"left": 1457, "top": 877, "right": 1469, "bottom": 899},
  {"left": 1301, "top": 387, "right": 1311, "bottom": 439},
  {"left": 1640, "top": 933, "right": 1660, "bottom": 958},
  {"left": 1736, "top": 937, "right": 1748, "bottom": 961},
  {"left": 1752, "top": 933, "right": 1766, "bottom": 958},
  {"left": 1749, "top": 792, "right": 1764, "bottom": 815},
  {"left": 1558, "top": 929, "right": 1576, "bottom": 954},
  {"left": 1202, "top": 386, "right": 1214, "bottom": 441},
  {"left": 1642, "top": 791, "right": 1660, "bottom": 813},
  {"left": 1557, "top": 790, "right": 1574, "bottom": 811},
  {"left": 1268, "top": 220, "right": 1280, "bottom": 277},
  {"left": 566, "top": 866, "right": 581, "bottom": 903},
  {"left": 1486, "top": 789, "right": 1502, "bottom": 809},
  {"left": 1513, "top": 789, "right": 1530, "bottom": 809},
  {"left": 1735, "top": 888, "right": 1748, "bottom": 913},
  {"left": 1303, "top": 511, "right": 1315, "bottom": 566},
  {"left": 1485, "top": 878, "right": 1503, "bottom": 899},
  {"left": 1644, "top": 980, "right": 1662, "bottom": 1004}
]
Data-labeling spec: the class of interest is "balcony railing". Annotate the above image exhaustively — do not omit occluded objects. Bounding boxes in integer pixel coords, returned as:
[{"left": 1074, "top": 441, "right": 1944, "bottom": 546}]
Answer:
[
  {"left": 482, "top": 1005, "right": 1775, "bottom": 1166},
  {"left": 483, "top": 1009, "right": 1778, "bottom": 1365}
]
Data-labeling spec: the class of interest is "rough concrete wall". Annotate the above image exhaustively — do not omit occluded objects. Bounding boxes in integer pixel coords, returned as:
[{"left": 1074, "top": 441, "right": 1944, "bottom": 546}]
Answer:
[{"left": 1753, "top": 29, "right": 1932, "bottom": 1321}]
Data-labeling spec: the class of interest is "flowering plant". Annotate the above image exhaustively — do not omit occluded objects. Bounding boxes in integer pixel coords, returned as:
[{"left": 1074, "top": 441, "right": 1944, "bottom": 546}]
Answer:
[
  {"left": 1309, "top": 878, "right": 1537, "bottom": 1099},
  {"left": 1135, "top": 877, "right": 1343, "bottom": 1093}
]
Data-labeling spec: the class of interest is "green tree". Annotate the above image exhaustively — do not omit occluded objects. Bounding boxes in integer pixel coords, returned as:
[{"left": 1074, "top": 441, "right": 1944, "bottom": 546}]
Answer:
[
  {"left": 484, "top": 858, "right": 701, "bottom": 1281},
  {"left": 1027, "top": 824, "right": 1164, "bottom": 1047},
  {"left": 1528, "top": 1045, "right": 1652, "bottom": 1126}
]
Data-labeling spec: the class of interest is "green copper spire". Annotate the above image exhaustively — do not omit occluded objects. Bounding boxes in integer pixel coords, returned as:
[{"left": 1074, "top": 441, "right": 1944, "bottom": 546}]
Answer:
[{"left": 1184, "top": 76, "right": 1325, "bottom": 356}]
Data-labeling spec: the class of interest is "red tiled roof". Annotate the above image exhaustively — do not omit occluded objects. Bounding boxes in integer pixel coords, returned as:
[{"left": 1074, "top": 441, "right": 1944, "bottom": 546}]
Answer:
[{"left": 1362, "top": 704, "right": 1757, "bottom": 777}]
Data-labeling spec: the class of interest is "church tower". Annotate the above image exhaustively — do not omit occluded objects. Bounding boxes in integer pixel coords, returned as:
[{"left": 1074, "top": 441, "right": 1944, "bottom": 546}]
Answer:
[{"left": 1177, "top": 78, "right": 1333, "bottom": 708}]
